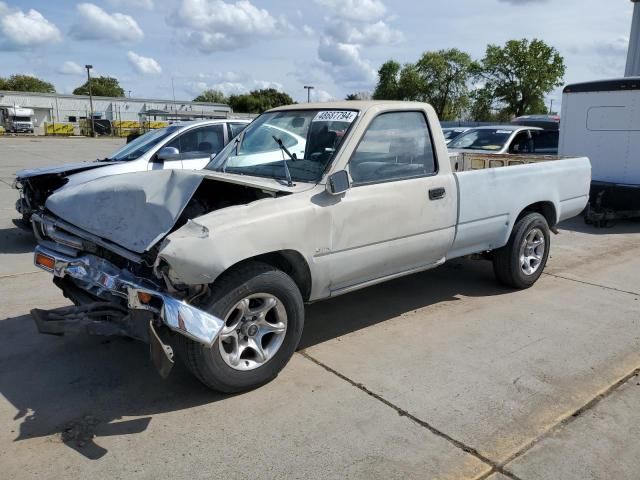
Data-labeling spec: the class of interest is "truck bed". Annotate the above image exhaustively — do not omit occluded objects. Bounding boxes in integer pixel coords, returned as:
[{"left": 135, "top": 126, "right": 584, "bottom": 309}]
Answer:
[
  {"left": 449, "top": 152, "right": 572, "bottom": 172},
  {"left": 447, "top": 154, "right": 591, "bottom": 259}
]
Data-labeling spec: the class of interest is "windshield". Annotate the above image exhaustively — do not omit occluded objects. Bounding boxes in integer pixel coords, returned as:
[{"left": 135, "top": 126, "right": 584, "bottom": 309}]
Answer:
[
  {"left": 442, "top": 129, "right": 464, "bottom": 141},
  {"left": 206, "top": 109, "right": 357, "bottom": 183},
  {"left": 13, "top": 116, "right": 31, "bottom": 122},
  {"left": 448, "top": 128, "right": 512, "bottom": 151},
  {"left": 108, "top": 125, "right": 181, "bottom": 161}
]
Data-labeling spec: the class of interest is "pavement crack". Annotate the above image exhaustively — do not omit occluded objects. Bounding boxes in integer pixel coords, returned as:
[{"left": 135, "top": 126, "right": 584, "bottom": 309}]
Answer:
[
  {"left": 543, "top": 272, "right": 640, "bottom": 296},
  {"left": 498, "top": 367, "right": 640, "bottom": 471},
  {"left": 0, "top": 270, "right": 42, "bottom": 280},
  {"left": 299, "top": 350, "right": 524, "bottom": 480}
]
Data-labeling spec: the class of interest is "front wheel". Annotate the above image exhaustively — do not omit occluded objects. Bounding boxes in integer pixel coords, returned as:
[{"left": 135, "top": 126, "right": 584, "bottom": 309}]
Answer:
[
  {"left": 179, "top": 262, "right": 304, "bottom": 393},
  {"left": 492, "top": 212, "right": 550, "bottom": 289}
]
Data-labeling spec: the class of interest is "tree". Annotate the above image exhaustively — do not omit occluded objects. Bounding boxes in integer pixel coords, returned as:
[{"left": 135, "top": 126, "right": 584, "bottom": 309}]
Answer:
[
  {"left": 73, "top": 76, "right": 125, "bottom": 97},
  {"left": 372, "top": 60, "right": 401, "bottom": 100},
  {"left": 345, "top": 91, "right": 371, "bottom": 100},
  {"left": 396, "top": 49, "right": 477, "bottom": 120},
  {"left": 194, "top": 89, "right": 227, "bottom": 103},
  {"left": 0, "top": 74, "right": 55, "bottom": 93},
  {"left": 478, "top": 39, "right": 565, "bottom": 117},
  {"left": 227, "top": 88, "right": 294, "bottom": 113}
]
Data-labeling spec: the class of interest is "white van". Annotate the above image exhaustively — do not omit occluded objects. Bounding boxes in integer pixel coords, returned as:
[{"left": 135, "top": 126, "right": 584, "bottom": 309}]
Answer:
[{"left": 559, "top": 77, "right": 640, "bottom": 222}]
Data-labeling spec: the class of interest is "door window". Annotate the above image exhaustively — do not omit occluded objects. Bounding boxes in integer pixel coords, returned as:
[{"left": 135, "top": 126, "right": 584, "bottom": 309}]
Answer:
[
  {"left": 349, "top": 111, "right": 436, "bottom": 184},
  {"left": 167, "top": 124, "right": 226, "bottom": 159},
  {"left": 509, "top": 131, "right": 533, "bottom": 153},
  {"left": 228, "top": 122, "right": 248, "bottom": 138},
  {"left": 531, "top": 130, "right": 559, "bottom": 154}
]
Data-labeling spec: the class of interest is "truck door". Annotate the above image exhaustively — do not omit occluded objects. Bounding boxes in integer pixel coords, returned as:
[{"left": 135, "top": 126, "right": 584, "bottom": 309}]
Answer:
[{"left": 325, "top": 110, "right": 457, "bottom": 293}]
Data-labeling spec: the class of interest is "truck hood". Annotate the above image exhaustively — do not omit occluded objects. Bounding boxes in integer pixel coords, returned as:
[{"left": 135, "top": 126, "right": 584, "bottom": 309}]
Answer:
[
  {"left": 16, "top": 161, "right": 118, "bottom": 180},
  {"left": 45, "top": 170, "right": 206, "bottom": 254},
  {"left": 44, "top": 169, "right": 307, "bottom": 254}
]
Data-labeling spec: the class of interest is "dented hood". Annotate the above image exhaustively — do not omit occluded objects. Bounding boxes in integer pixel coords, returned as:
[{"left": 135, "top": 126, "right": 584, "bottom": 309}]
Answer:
[{"left": 45, "top": 170, "right": 206, "bottom": 253}]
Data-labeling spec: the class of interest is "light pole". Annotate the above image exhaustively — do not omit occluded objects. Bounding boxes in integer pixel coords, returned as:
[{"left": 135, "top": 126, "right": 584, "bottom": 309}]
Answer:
[
  {"left": 548, "top": 99, "right": 554, "bottom": 115},
  {"left": 303, "top": 85, "right": 314, "bottom": 103},
  {"left": 85, "top": 64, "right": 95, "bottom": 137}
]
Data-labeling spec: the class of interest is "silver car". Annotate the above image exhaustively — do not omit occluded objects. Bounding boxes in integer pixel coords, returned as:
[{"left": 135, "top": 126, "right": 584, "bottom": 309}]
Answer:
[
  {"left": 448, "top": 125, "right": 558, "bottom": 155},
  {"left": 14, "top": 119, "right": 250, "bottom": 224}
]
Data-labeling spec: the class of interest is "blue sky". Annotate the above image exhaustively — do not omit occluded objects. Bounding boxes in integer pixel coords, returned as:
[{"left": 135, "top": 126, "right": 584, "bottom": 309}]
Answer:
[{"left": 0, "top": 0, "right": 634, "bottom": 106}]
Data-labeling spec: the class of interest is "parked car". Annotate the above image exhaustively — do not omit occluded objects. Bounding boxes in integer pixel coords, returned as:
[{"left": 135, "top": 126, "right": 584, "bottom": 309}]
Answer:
[
  {"left": 512, "top": 114, "right": 560, "bottom": 131},
  {"left": 30, "top": 101, "right": 590, "bottom": 393},
  {"left": 448, "top": 125, "right": 559, "bottom": 155},
  {"left": 13, "top": 119, "right": 251, "bottom": 225},
  {"left": 441, "top": 127, "right": 469, "bottom": 144}
]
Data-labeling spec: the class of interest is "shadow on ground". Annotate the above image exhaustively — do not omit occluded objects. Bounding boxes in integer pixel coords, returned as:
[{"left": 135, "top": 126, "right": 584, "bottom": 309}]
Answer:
[
  {"left": 0, "top": 258, "right": 509, "bottom": 460},
  {"left": 0, "top": 226, "right": 36, "bottom": 254},
  {"left": 559, "top": 216, "right": 640, "bottom": 235}
]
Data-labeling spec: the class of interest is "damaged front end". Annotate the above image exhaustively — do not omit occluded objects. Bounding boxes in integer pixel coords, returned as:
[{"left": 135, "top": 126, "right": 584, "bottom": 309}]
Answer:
[{"left": 31, "top": 213, "right": 225, "bottom": 378}]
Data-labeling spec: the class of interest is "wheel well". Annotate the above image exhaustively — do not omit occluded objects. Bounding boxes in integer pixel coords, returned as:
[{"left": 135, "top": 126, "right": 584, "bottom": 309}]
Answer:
[
  {"left": 229, "top": 250, "right": 312, "bottom": 301},
  {"left": 518, "top": 201, "right": 556, "bottom": 227}
]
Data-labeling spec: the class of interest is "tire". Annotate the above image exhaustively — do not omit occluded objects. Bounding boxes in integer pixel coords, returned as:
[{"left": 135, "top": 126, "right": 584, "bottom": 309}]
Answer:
[
  {"left": 492, "top": 212, "right": 550, "bottom": 289},
  {"left": 179, "top": 262, "right": 304, "bottom": 393}
]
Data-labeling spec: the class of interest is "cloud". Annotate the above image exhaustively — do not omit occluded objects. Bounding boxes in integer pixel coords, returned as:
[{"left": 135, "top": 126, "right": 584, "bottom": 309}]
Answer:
[
  {"left": 312, "top": 0, "right": 398, "bottom": 89},
  {"left": 185, "top": 75, "right": 284, "bottom": 97},
  {"left": 0, "top": 2, "right": 62, "bottom": 50},
  {"left": 169, "top": 0, "right": 286, "bottom": 52},
  {"left": 325, "top": 20, "right": 402, "bottom": 46},
  {"left": 108, "top": 0, "right": 154, "bottom": 9},
  {"left": 57, "top": 61, "right": 84, "bottom": 75},
  {"left": 127, "top": 51, "right": 162, "bottom": 75},
  {"left": 302, "top": 25, "right": 314, "bottom": 36},
  {"left": 318, "top": 37, "right": 377, "bottom": 85},
  {"left": 313, "top": 89, "right": 335, "bottom": 102},
  {"left": 314, "top": 0, "right": 386, "bottom": 21},
  {"left": 70, "top": 3, "right": 143, "bottom": 42}
]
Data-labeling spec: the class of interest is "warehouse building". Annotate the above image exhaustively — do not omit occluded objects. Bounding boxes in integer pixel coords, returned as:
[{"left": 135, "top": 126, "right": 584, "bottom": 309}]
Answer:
[{"left": 0, "top": 90, "right": 233, "bottom": 135}]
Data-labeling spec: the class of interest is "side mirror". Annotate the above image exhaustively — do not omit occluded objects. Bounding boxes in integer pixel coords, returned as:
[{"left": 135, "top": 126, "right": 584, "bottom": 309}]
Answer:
[
  {"left": 326, "top": 170, "right": 350, "bottom": 195},
  {"left": 209, "top": 153, "right": 216, "bottom": 160},
  {"left": 157, "top": 146, "right": 180, "bottom": 161}
]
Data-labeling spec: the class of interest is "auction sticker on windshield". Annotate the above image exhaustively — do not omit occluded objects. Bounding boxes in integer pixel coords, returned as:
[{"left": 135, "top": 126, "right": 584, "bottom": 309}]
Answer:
[{"left": 313, "top": 111, "right": 358, "bottom": 123}]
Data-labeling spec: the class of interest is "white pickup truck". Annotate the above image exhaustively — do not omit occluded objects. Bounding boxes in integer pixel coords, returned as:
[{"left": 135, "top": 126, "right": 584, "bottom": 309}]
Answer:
[{"left": 30, "top": 101, "right": 591, "bottom": 392}]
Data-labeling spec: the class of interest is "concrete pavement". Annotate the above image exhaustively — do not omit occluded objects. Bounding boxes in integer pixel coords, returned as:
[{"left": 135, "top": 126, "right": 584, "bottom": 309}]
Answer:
[{"left": 0, "top": 136, "right": 639, "bottom": 479}]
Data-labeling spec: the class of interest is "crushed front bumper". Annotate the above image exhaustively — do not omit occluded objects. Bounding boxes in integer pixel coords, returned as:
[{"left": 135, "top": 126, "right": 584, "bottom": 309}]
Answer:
[{"left": 33, "top": 245, "right": 224, "bottom": 346}]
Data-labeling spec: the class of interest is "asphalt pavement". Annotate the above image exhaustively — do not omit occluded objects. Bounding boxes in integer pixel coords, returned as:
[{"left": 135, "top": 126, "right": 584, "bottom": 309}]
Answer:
[{"left": 1, "top": 136, "right": 639, "bottom": 479}]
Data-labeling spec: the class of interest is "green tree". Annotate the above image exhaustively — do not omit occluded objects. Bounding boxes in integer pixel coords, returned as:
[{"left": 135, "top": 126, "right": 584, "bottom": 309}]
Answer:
[
  {"left": 372, "top": 60, "right": 401, "bottom": 100},
  {"left": 0, "top": 74, "right": 55, "bottom": 93},
  {"left": 345, "top": 91, "right": 371, "bottom": 101},
  {"left": 228, "top": 88, "right": 294, "bottom": 113},
  {"left": 194, "top": 89, "right": 227, "bottom": 103},
  {"left": 396, "top": 49, "right": 477, "bottom": 120},
  {"left": 73, "top": 76, "right": 125, "bottom": 97},
  {"left": 478, "top": 38, "right": 565, "bottom": 117}
]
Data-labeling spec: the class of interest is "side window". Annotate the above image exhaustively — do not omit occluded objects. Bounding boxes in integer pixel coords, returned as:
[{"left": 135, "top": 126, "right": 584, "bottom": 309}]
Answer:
[
  {"left": 531, "top": 130, "right": 559, "bottom": 154},
  {"left": 228, "top": 122, "right": 247, "bottom": 138},
  {"left": 509, "top": 131, "right": 532, "bottom": 154},
  {"left": 167, "top": 125, "right": 226, "bottom": 159},
  {"left": 349, "top": 111, "right": 436, "bottom": 184}
]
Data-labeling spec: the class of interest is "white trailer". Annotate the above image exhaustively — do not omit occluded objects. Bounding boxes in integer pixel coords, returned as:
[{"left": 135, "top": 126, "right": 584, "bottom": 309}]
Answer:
[
  {"left": 0, "top": 106, "right": 35, "bottom": 133},
  {"left": 559, "top": 77, "right": 640, "bottom": 224}
]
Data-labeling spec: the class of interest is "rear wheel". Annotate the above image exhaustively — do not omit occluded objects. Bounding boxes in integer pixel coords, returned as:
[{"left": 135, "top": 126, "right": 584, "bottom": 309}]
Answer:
[
  {"left": 493, "top": 212, "right": 550, "bottom": 289},
  {"left": 179, "top": 262, "right": 304, "bottom": 393}
]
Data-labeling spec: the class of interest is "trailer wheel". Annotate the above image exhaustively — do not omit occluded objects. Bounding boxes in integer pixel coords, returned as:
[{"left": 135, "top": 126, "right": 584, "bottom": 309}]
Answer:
[
  {"left": 493, "top": 212, "right": 550, "bottom": 289},
  {"left": 179, "top": 262, "right": 304, "bottom": 393}
]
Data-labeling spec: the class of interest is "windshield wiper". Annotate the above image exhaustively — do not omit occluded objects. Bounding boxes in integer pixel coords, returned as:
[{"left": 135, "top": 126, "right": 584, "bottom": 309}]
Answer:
[{"left": 272, "top": 135, "right": 295, "bottom": 187}]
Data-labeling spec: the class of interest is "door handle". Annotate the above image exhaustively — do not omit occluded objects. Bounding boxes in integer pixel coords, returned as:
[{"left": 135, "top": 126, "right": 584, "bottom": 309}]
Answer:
[{"left": 429, "top": 187, "right": 446, "bottom": 200}]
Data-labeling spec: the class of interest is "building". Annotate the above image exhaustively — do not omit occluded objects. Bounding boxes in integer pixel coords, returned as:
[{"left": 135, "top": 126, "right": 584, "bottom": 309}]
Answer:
[{"left": 0, "top": 90, "right": 233, "bottom": 135}]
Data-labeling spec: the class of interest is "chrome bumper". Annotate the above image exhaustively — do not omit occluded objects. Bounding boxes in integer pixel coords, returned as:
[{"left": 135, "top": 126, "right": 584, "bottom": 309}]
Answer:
[{"left": 33, "top": 245, "right": 224, "bottom": 346}]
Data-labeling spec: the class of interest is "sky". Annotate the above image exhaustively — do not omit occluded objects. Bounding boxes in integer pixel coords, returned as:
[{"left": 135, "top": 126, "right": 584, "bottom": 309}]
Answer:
[{"left": 0, "top": 0, "right": 634, "bottom": 107}]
